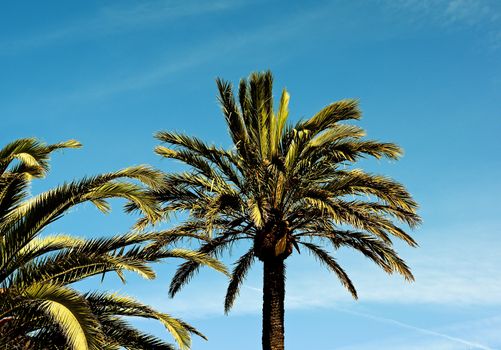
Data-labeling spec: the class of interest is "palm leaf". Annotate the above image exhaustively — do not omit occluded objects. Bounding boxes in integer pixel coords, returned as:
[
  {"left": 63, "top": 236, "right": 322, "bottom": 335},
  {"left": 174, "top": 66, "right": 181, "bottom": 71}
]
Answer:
[
  {"left": 300, "top": 242, "right": 358, "bottom": 299},
  {"left": 224, "top": 248, "right": 255, "bottom": 313}
]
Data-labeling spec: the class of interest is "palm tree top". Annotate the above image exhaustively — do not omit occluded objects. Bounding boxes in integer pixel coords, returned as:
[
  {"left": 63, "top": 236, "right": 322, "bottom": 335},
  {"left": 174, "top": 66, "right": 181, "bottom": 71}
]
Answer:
[{"left": 152, "top": 71, "right": 420, "bottom": 315}]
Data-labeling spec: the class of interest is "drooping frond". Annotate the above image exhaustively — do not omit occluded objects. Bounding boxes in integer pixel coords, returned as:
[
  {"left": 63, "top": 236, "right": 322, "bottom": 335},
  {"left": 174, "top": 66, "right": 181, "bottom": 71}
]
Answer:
[
  {"left": 326, "top": 169, "right": 419, "bottom": 213},
  {"left": 17, "top": 283, "right": 103, "bottom": 350},
  {"left": 168, "top": 232, "right": 241, "bottom": 297},
  {"left": 160, "top": 248, "right": 229, "bottom": 277},
  {"left": 85, "top": 292, "right": 205, "bottom": 350},
  {"left": 224, "top": 248, "right": 255, "bottom": 313},
  {"left": 98, "top": 317, "right": 176, "bottom": 350},
  {"left": 0, "top": 138, "right": 81, "bottom": 178},
  {"left": 300, "top": 242, "right": 358, "bottom": 299},
  {"left": 298, "top": 229, "right": 414, "bottom": 281}
]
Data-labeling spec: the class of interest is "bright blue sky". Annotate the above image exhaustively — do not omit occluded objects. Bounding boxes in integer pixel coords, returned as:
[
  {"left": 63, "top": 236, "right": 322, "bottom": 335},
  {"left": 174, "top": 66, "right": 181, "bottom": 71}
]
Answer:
[{"left": 2, "top": 0, "right": 501, "bottom": 349}]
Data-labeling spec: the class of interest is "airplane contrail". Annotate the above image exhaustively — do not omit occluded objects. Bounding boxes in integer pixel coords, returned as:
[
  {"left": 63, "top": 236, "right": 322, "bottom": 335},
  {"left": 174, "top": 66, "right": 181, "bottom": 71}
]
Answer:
[{"left": 334, "top": 306, "right": 496, "bottom": 350}]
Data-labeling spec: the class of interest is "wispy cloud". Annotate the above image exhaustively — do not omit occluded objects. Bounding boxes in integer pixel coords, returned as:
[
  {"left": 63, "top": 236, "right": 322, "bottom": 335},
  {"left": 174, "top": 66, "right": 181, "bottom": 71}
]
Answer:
[
  {"left": 444, "top": 0, "right": 495, "bottom": 25},
  {"left": 380, "top": 0, "right": 501, "bottom": 47},
  {"left": 383, "top": 0, "right": 499, "bottom": 24},
  {"left": 105, "top": 220, "right": 501, "bottom": 349},
  {"left": 282, "top": 221, "right": 501, "bottom": 307},
  {"left": 44, "top": 2, "right": 326, "bottom": 102},
  {"left": 237, "top": 285, "right": 499, "bottom": 349},
  {"left": 0, "top": 0, "right": 244, "bottom": 55},
  {"left": 142, "top": 274, "right": 501, "bottom": 348}
]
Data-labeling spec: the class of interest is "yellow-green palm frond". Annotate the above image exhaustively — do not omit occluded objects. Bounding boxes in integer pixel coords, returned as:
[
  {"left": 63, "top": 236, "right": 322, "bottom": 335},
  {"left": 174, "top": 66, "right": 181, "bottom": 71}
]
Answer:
[
  {"left": 86, "top": 292, "right": 207, "bottom": 350},
  {"left": 298, "top": 99, "right": 361, "bottom": 134},
  {"left": 0, "top": 138, "right": 81, "bottom": 178},
  {"left": 17, "top": 283, "right": 103, "bottom": 350},
  {"left": 1, "top": 170, "right": 162, "bottom": 267}
]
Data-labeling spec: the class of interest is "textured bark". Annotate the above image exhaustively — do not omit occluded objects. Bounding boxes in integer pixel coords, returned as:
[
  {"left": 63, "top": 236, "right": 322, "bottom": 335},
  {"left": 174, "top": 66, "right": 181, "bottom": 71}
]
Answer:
[{"left": 262, "top": 258, "right": 285, "bottom": 350}]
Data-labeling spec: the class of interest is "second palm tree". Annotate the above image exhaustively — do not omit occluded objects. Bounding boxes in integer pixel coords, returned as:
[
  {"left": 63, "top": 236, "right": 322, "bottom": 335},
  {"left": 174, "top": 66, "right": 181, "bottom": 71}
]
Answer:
[{"left": 150, "top": 71, "right": 421, "bottom": 350}]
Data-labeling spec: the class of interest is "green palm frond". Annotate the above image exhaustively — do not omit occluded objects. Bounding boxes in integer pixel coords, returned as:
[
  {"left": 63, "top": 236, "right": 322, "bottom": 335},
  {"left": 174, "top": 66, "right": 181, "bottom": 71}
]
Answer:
[
  {"left": 17, "top": 283, "right": 103, "bottom": 350},
  {"left": 161, "top": 248, "right": 229, "bottom": 276},
  {"left": 99, "top": 316, "right": 176, "bottom": 350},
  {"left": 1, "top": 168, "right": 163, "bottom": 266},
  {"left": 298, "top": 99, "right": 361, "bottom": 134},
  {"left": 0, "top": 172, "right": 30, "bottom": 220},
  {"left": 0, "top": 138, "right": 81, "bottom": 178},
  {"left": 86, "top": 292, "right": 206, "bottom": 350},
  {"left": 298, "top": 229, "right": 414, "bottom": 281},
  {"left": 169, "top": 233, "right": 241, "bottom": 297},
  {"left": 224, "top": 248, "right": 255, "bottom": 313},
  {"left": 300, "top": 242, "right": 358, "bottom": 299}
]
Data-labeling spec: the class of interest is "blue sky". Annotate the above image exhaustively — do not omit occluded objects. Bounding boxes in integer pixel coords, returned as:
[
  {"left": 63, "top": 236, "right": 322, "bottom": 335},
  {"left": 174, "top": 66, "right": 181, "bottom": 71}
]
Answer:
[{"left": 2, "top": 0, "right": 501, "bottom": 349}]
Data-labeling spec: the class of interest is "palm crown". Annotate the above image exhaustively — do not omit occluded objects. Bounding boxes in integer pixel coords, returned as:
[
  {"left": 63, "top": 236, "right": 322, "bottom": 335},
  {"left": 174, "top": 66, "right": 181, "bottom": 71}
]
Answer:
[
  {"left": 0, "top": 138, "right": 227, "bottom": 350},
  {"left": 151, "top": 71, "right": 421, "bottom": 350}
]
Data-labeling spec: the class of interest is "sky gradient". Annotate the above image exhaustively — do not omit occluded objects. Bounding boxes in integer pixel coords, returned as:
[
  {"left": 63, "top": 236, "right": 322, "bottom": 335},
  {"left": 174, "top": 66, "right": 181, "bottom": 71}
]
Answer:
[{"left": 2, "top": 1, "right": 501, "bottom": 349}]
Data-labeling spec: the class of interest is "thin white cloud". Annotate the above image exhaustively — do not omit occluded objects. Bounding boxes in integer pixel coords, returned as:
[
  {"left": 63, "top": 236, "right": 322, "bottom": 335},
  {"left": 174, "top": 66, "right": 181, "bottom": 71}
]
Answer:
[
  {"left": 147, "top": 275, "right": 500, "bottom": 348},
  {"left": 0, "top": 0, "right": 244, "bottom": 55},
  {"left": 34, "top": 0, "right": 500, "bottom": 104},
  {"left": 110, "top": 221, "right": 501, "bottom": 350},
  {"left": 280, "top": 221, "right": 501, "bottom": 307},
  {"left": 380, "top": 0, "right": 501, "bottom": 45},
  {"left": 444, "top": 0, "right": 494, "bottom": 25},
  {"left": 234, "top": 285, "right": 498, "bottom": 349},
  {"left": 383, "top": 0, "right": 498, "bottom": 24},
  {"left": 47, "top": 3, "right": 326, "bottom": 102}
]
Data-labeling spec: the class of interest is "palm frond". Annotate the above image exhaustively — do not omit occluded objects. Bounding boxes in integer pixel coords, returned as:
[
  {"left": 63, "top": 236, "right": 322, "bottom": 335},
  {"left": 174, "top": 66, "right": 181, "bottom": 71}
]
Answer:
[
  {"left": 0, "top": 138, "right": 81, "bottom": 178},
  {"left": 168, "top": 233, "right": 239, "bottom": 297},
  {"left": 300, "top": 242, "right": 358, "bottom": 299},
  {"left": 1, "top": 138, "right": 222, "bottom": 348},
  {"left": 298, "top": 99, "right": 361, "bottom": 134},
  {"left": 224, "top": 248, "right": 255, "bottom": 313},
  {"left": 20, "top": 283, "right": 103, "bottom": 350},
  {"left": 86, "top": 292, "right": 205, "bottom": 350}
]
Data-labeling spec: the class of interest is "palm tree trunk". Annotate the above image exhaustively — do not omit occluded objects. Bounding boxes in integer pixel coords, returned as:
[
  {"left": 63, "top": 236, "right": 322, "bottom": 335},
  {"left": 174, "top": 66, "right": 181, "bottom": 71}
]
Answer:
[{"left": 262, "top": 258, "right": 285, "bottom": 350}]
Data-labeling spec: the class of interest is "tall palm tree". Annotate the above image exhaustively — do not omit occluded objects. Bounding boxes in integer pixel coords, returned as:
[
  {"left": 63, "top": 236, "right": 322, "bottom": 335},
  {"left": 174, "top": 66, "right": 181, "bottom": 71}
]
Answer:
[
  {"left": 0, "top": 138, "right": 227, "bottom": 350},
  {"left": 150, "top": 71, "right": 421, "bottom": 350}
]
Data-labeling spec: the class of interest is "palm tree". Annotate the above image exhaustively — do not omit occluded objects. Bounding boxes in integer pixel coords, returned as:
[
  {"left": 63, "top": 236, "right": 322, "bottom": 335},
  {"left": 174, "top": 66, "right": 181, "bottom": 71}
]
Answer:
[
  {"left": 0, "top": 138, "right": 228, "bottom": 350},
  {"left": 150, "top": 71, "right": 421, "bottom": 350}
]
